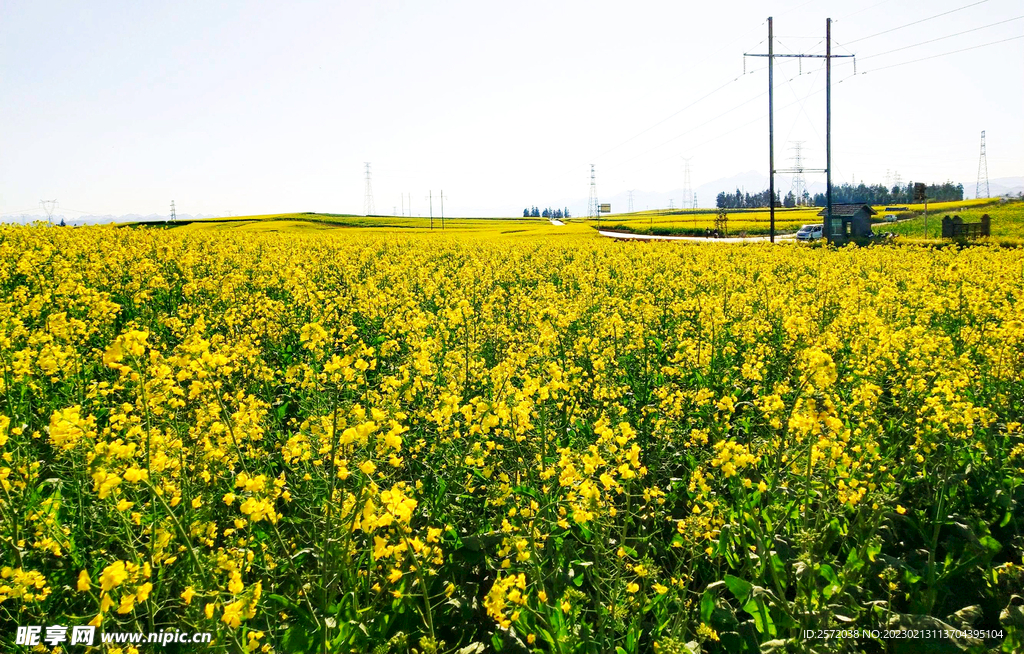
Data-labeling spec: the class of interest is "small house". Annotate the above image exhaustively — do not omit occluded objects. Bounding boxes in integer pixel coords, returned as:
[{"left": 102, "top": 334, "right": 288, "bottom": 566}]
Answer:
[{"left": 816, "top": 203, "right": 876, "bottom": 242}]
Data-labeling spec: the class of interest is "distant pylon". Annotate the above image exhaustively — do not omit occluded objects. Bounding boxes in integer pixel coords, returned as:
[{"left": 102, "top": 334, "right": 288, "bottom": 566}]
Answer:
[
  {"left": 893, "top": 171, "right": 902, "bottom": 190},
  {"left": 39, "top": 199, "right": 57, "bottom": 225},
  {"left": 681, "top": 157, "right": 693, "bottom": 209},
  {"left": 789, "top": 142, "right": 806, "bottom": 205},
  {"left": 588, "top": 165, "right": 598, "bottom": 218},
  {"left": 363, "top": 162, "right": 375, "bottom": 216},
  {"left": 669, "top": 198, "right": 675, "bottom": 210},
  {"left": 976, "top": 131, "right": 989, "bottom": 199},
  {"left": 628, "top": 190, "right": 634, "bottom": 213},
  {"left": 170, "top": 200, "right": 176, "bottom": 222}
]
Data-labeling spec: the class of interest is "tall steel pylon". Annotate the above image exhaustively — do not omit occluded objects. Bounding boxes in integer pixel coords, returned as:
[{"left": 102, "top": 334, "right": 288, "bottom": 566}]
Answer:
[
  {"left": 628, "top": 190, "right": 634, "bottom": 213},
  {"left": 681, "top": 157, "right": 693, "bottom": 209},
  {"left": 976, "top": 131, "right": 989, "bottom": 199},
  {"left": 170, "top": 200, "right": 176, "bottom": 222},
  {"left": 789, "top": 142, "right": 807, "bottom": 205},
  {"left": 587, "top": 165, "right": 598, "bottom": 218},
  {"left": 39, "top": 199, "right": 58, "bottom": 225},
  {"left": 363, "top": 162, "right": 375, "bottom": 216}
]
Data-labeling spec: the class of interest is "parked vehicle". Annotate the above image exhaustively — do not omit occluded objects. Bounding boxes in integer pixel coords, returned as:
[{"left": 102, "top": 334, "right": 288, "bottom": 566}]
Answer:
[
  {"left": 884, "top": 214, "right": 898, "bottom": 222},
  {"left": 796, "top": 224, "right": 824, "bottom": 241}
]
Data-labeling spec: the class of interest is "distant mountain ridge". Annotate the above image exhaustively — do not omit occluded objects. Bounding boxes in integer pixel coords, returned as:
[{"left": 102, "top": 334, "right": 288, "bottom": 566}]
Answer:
[{"left": 0, "top": 213, "right": 217, "bottom": 226}]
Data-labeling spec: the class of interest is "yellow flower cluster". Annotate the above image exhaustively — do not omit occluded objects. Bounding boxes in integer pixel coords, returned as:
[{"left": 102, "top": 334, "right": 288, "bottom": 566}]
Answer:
[{"left": 1, "top": 223, "right": 1022, "bottom": 652}]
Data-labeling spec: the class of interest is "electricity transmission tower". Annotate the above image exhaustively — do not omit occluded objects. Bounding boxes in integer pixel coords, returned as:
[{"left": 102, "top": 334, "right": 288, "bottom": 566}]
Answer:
[
  {"left": 588, "top": 165, "right": 599, "bottom": 218},
  {"left": 40, "top": 199, "right": 58, "bottom": 225},
  {"left": 669, "top": 198, "right": 676, "bottom": 210},
  {"left": 681, "top": 158, "right": 693, "bottom": 210},
  {"left": 976, "top": 131, "right": 989, "bottom": 199},
  {"left": 170, "top": 200, "right": 176, "bottom": 222},
  {"left": 745, "top": 17, "right": 853, "bottom": 242},
  {"left": 363, "top": 162, "right": 375, "bottom": 216},
  {"left": 789, "top": 142, "right": 807, "bottom": 205},
  {"left": 628, "top": 190, "right": 634, "bottom": 213}
]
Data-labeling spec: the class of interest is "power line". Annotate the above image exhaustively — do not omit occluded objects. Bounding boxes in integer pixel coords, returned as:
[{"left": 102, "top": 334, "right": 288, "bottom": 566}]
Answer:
[
  {"left": 0, "top": 207, "right": 42, "bottom": 216},
  {"left": 843, "top": 0, "right": 992, "bottom": 45},
  {"left": 836, "top": 0, "right": 896, "bottom": 21},
  {"left": 612, "top": 88, "right": 769, "bottom": 171},
  {"left": 859, "top": 35, "right": 1023, "bottom": 73},
  {"left": 857, "top": 15, "right": 1024, "bottom": 61},
  {"left": 588, "top": 73, "right": 762, "bottom": 163}
]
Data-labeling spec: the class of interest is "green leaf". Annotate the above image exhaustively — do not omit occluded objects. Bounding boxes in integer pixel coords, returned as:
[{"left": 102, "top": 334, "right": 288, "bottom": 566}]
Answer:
[
  {"left": 282, "top": 625, "right": 314, "bottom": 653},
  {"left": 769, "top": 553, "right": 787, "bottom": 590},
  {"left": 980, "top": 535, "right": 1002, "bottom": 553},
  {"left": 845, "top": 547, "right": 864, "bottom": 573},
  {"left": 700, "top": 590, "right": 716, "bottom": 623},
  {"left": 866, "top": 541, "right": 881, "bottom": 563},
  {"left": 819, "top": 564, "right": 838, "bottom": 585},
  {"left": 742, "top": 595, "right": 777, "bottom": 637},
  {"left": 723, "top": 574, "right": 752, "bottom": 604}
]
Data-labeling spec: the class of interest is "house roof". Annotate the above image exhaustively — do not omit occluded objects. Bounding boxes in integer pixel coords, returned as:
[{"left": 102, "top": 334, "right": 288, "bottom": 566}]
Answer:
[{"left": 817, "top": 204, "right": 878, "bottom": 217}]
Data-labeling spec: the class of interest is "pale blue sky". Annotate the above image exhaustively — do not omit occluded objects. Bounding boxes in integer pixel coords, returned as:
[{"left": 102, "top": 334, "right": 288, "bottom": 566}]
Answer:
[{"left": 1, "top": 0, "right": 1021, "bottom": 218}]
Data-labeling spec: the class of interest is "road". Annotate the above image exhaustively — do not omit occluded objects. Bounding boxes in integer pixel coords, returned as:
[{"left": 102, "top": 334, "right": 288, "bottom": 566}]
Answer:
[{"left": 597, "top": 229, "right": 798, "bottom": 243}]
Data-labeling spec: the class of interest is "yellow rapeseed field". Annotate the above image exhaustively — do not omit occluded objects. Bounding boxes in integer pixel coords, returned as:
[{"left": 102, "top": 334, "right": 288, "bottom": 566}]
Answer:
[{"left": 1, "top": 224, "right": 1023, "bottom": 653}]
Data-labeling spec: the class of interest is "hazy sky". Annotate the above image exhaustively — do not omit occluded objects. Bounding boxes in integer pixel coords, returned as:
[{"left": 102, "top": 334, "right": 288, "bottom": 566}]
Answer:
[{"left": 1, "top": 0, "right": 1021, "bottom": 218}]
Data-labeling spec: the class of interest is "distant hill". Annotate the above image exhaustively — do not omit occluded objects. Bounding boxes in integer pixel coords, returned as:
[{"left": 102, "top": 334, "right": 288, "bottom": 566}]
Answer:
[{"left": 0, "top": 213, "right": 217, "bottom": 226}]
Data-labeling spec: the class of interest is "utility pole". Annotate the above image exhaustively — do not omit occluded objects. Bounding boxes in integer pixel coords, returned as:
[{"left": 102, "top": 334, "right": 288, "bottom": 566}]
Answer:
[
  {"left": 826, "top": 17, "right": 832, "bottom": 241},
  {"left": 745, "top": 18, "right": 852, "bottom": 243},
  {"left": 170, "top": 200, "right": 176, "bottom": 222},
  {"left": 363, "top": 162, "right": 375, "bottom": 216},
  {"left": 768, "top": 16, "right": 774, "bottom": 242}
]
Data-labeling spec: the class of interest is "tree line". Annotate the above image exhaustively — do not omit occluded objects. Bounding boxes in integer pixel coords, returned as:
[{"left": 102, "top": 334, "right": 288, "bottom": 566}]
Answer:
[
  {"left": 715, "top": 189, "right": 782, "bottom": 209},
  {"left": 716, "top": 181, "right": 964, "bottom": 209},
  {"left": 809, "top": 181, "right": 964, "bottom": 206},
  {"left": 523, "top": 207, "right": 570, "bottom": 219}
]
